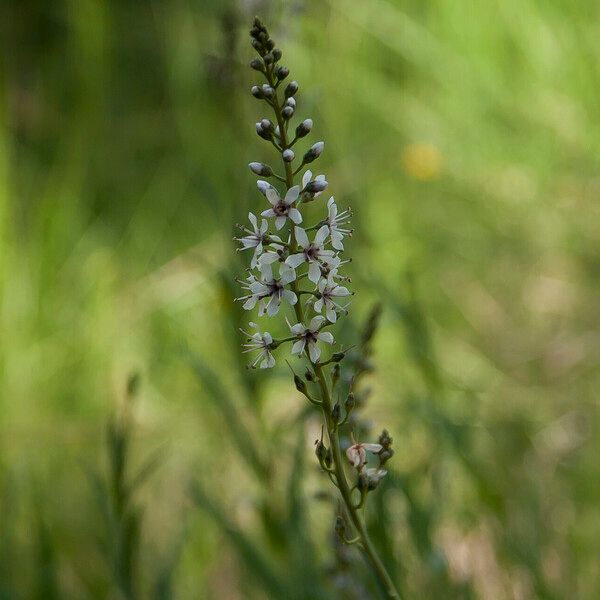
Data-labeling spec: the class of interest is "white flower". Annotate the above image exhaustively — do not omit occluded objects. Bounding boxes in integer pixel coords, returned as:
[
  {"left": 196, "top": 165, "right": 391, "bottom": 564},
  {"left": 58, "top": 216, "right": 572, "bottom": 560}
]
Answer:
[
  {"left": 237, "top": 263, "right": 297, "bottom": 317},
  {"left": 286, "top": 226, "right": 335, "bottom": 284},
  {"left": 319, "top": 254, "right": 351, "bottom": 283},
  {"left": 314, "top": 276, "right": 351, "bottom": 322},
  {"left": 301, "top": 169, "right": 327, "bottom": 197},
  {"left": 236, "top": 212, "right": 280, "bottom": 268},
  {"left": 261, "top": 185, "right": 302, "bottom": 230},
  {"left": 326, "top": 197, "right": 352, "bottom": 251},
  {"left": 346, "top": 442, "right": 383, "bottom": 469},
  {"left": 241, "top": 322, "right": 275, "bottom": 369},
  {"left": 288, "top": 315, "right": 334, "bottom": 363}
]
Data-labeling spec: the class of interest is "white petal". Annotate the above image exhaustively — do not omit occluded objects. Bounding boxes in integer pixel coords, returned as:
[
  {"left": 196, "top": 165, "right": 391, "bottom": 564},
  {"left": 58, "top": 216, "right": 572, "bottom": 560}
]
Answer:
[
  {"left": 242, "top": 297, "right": 257, "bottom": 310},
  {"left": 260, "top": 354, "right": 275, "bottom": 369},
  {"left": 248, "top": 212, "right": 258, "bottom": 229},
  {"left": 327, "top": 197, "right": 337, "bottom": 218},
  {"left": 259, "top": 251, "right": 279, "bottom": 265},
  {"left": 282, "top": 289, "right": 297, "bottom": 305},
  {"left": 325, "top": 307, "right": 337, "bottom": 323},
  {"left": 317, "top": 331, "right": 334, "bottom": 344},
  {"left": 260, "top": 219, "right": 268, "bottom": 234},
  {"left": 309, "top": 315, "right": 325, "bottom": 330},
  {"left": 313, "top": 298, "right": 324, "bottom": 313},
  {"left": 308, "top": 341, "right": 321, "bottom": 362},
  {"left": 363, "top": 443, "right": 383, "bottom": 453},
  {"left": 261, "top": 208, "right": 277, "bottom": 218},
  {"left": 318, "top": 278, "right": 327, "bottom": 293},
  {"left": 275, "top": 216, "right": 286, "bottom": 230},
  {"left": 279, "top": 263, "right": 296, "bottom": 282},
  {"left": 280, "top": 267, "right": 296, "bottom": 285},
  {"left": 288, "top": 208, "right": 303, "bottom": 224},
  {"left": 263, "top": 332, "right": 273, "bottom": 344},
  {"left": 292, "top": 339, "right": 305, "bottom": 355},
  {"left": 290, "top": 323, "right": 305, "bottom": 335},
  {"left": 284, "top": 185, "right": 300, "bottom": 204},
  {"left": 294, "top": 226, "right": 309, "bottom": 248},
  {"left": 266, "top": 296, "right": 280, "bottom": 316},
  {"left": 331, "top": 285, "right": 350, "bottom": 297},
  {"left": 314, "top": 224, "right": 330, "bottom": 246},
  {"left": 286, "top": 253, "right": 306, "bottom": 268},
  {"left": 266, "top": 188, "right": 280, "bottom": 205},
  {"left": 302, "top": 170, "right": 312, "bottom": 188},
  {"left": 331, "top": 236, "right": 344, "bottom": 251},
  {"left": 308, "top": 262, "right": 321, "bottom": 284}
]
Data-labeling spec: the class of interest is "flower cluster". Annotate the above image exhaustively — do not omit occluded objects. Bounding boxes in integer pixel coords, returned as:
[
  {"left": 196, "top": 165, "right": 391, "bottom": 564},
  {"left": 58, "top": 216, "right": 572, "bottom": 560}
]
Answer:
[{"left": 236, "top": 19, "right": 353, "bottom": 370}]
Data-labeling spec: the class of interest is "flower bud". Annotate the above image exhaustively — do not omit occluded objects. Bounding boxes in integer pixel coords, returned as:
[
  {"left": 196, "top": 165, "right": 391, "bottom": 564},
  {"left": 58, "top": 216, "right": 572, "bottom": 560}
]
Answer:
[
  {"left": 249, "top": 162, "right": 273, "bottom": 176},
  {"left": 263, "top": 52, "right": 274, "bottom": 65},
  {"left": 261, "top": 84, "right": 274, "bottom": 98},
  {"left": 251, "top": 85, "right": 263, "bottom": 99},
  {"left": 331, "top": 363, "right": 340, "bottom": 389},
  {"left": 255, "top": 122, "right": 270, "bottom": 140},
  {"left": 378, "top": 429, "right": 393, "bottom": 449},
  {"left": 285, "top": 97, "right": 296, "bottom": 109},
  {"left": 281, "top": 106, "right": 294, "bottom": 120},
  {"left": 272, "top": 48, "right": 282, "bottom": 61},
  {"left": 251, "top": 39, "right": 263, "bottom": 53},
  {"left": 282, "top": 149, "right": 295, "bottom": 162},
  {"left": 294, "top": 374, "right": 307, "bottom": 394},
  {"left": 331, "top": 402, "right": 341, "bottom": 423},
  {"left": 284, "top": 80, "right": 299, "bottom": 98},
  {"left": 260, "top": 118, "right": 274, "bottom": 132},
  {"left": 256, "top": 180, "right": 271, "bottom": 195},
  {"left": 276, "top": 66, "right": 289, "bottom": 80},
  {"left": 344, "top": 392, "right": 355, "bottom": 413},
  {"left": 379, "top": 448, "right": 394, "bottom": 465},
  {"left": 266, "top": 39, "right": 275, "bottom": 51},
  {"left": 305, "top": 179, "right": 328, "bottom": 194},
  {"left": 295, "top": 119, "right": 313, "bottom": 138},
  {"left": 249, "top": 58, "right": 263, "bottom": 71},
  {"left": 315, "top": 439, "right": 327, "bottom": 463},
  {"left": 304, "top": 369, "right": 314, "bottom": 381},
  {"left": 303, "top": 141, "right": 324, "bottom": 163}
]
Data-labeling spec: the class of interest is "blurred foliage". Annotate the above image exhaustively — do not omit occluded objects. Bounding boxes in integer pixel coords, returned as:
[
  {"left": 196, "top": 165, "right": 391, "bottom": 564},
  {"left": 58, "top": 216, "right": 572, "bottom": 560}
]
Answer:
[{"left": 1, "top": 0, "right": 599, "bottom": 598}]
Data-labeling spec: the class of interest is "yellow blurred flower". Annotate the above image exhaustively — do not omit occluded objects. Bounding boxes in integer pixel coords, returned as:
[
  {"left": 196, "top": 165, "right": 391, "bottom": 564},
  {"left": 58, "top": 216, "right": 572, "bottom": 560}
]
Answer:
[{"left": 401, "top": 142, "right": 442, "bottom": 181}]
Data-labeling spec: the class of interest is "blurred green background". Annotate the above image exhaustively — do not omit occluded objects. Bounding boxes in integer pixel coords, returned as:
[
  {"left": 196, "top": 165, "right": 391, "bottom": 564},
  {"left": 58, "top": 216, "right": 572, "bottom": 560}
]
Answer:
[{"left": 1, "top": 0, "right": 599, "bottom": 598}]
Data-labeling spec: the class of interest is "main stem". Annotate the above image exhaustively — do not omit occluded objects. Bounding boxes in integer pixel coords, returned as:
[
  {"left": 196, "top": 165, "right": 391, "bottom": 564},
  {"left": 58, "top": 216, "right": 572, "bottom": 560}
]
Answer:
[{"left": 266, "top": 68, "right": 401, "bottom": 600}]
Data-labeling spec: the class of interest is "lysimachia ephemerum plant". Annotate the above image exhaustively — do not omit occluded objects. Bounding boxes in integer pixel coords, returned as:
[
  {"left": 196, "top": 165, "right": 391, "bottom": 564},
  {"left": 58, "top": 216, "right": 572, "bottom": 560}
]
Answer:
[{"left": 235, "top": 18, "right": 400, "bottom": 600}]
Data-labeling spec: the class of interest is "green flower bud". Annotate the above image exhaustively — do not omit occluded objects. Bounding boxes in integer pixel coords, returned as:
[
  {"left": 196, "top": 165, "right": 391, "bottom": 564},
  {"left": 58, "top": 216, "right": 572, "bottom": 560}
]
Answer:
[
  {"left": 284, "top": 80, "right": 299, "bottom": 98},
  {"left": 248, "top": 162, "right": 273, "bottom": 176},
  {"left": 273, "top": 48, "right": 282, "bottom": 61},
  {"left": 295, "top": 118, "right": 313, "bottom": 138},
  {"left": 276, "top": 66, "right": 289, "bottom": 80}
]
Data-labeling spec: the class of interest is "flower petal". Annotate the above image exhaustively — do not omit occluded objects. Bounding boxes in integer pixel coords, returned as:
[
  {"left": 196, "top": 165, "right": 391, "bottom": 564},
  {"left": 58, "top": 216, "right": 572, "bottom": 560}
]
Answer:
[
  {"left": 284, "top": 185, "right": 300, "bottom": 204},
  {"left": 275, "top": 215, "right": 286, "bottom": 230},
  {"left": 291, "top": 339, "right": 305, "bottom": 355},
  {"left": 317, "top": 331, "right": 334, "bottom": 344},
  {"left": 302, "top": 170, "right": 312, "bottom": 188},
  {"left": 308, "top": 262, "right": 321, "bottom": 284},
  {"left": 308, "top": 341, "right": 321, "bottom": 362},
  {"left": 266, "top": 187, "right": 280, "bottom": 206},
  {"left": 294, "top": 226, "right": 309, "bottom": 248},
  {"left": 288, "top": 208, "right": 303, "bottom": 224},
  {"left": 362, "top": 443, "right": 383, "bottom": 453},
  {"left": 286, "top": 253, "right": 306, "bottom": 269},
  {"left": 309, "top": 315, "right": 325, "bottom": 330},
  {"left": 314, "top": 224, "right": 330, "bottom": 246}
]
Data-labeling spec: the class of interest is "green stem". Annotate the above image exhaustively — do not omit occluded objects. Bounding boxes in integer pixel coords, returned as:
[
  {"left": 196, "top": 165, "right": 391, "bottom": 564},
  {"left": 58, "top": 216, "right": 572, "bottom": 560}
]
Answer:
[{"left": 265, "top": 66, "right": 401, "bottom": 600}]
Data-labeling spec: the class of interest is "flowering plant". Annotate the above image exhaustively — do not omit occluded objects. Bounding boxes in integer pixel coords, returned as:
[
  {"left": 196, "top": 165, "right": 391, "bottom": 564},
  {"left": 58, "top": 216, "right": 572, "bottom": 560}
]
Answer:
[{"left": 235, "top": 18, "right": 400, "bottom": 599}]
